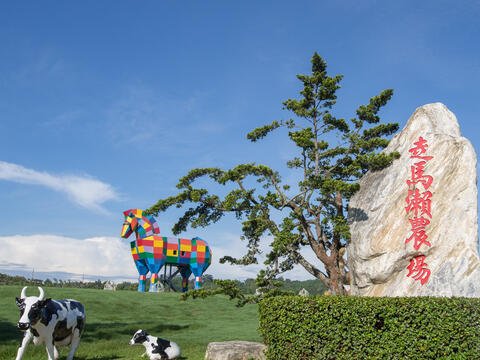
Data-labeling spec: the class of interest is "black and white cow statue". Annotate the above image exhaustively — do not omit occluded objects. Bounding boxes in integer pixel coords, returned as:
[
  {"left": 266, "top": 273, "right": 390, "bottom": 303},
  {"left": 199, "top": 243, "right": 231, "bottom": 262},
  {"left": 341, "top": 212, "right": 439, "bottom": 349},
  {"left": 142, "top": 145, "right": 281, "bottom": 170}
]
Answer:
[
  {"left": 15, "top": 286, "right": 86, "bottom": 360},
  {"left": 129, "top": 329, "right": 181, "bottom": 360}
]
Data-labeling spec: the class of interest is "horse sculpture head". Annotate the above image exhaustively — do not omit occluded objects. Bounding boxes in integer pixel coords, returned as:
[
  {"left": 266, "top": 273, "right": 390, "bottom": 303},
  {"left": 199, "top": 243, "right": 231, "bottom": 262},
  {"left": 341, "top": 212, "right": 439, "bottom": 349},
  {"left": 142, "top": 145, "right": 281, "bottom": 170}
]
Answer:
[{"left": 121, "top": 209, "right": 160, "bottom": 240}]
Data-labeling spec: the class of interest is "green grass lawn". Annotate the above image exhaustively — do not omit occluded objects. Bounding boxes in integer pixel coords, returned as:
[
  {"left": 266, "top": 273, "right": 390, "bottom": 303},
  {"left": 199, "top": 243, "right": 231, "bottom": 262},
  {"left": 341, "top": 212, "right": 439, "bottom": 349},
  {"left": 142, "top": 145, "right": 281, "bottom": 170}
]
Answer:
[{"left": 0, "top": 285, "right": 261, "bottom": 360}]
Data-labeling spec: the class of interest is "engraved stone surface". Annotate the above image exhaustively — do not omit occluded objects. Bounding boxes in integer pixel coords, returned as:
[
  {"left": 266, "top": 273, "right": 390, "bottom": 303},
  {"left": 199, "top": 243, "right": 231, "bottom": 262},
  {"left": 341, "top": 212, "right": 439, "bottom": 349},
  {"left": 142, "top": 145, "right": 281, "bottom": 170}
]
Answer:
[{"left": 347, "top": 103, "right": 480, "bottom": 297}]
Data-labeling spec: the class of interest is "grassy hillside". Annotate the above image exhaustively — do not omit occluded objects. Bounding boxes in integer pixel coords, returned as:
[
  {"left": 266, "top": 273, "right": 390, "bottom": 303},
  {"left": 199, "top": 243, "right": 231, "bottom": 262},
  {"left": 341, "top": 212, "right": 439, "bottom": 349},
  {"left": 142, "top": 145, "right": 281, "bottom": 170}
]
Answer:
[{"left": 0, "top": 285, "right": 261, "bottom": 360}]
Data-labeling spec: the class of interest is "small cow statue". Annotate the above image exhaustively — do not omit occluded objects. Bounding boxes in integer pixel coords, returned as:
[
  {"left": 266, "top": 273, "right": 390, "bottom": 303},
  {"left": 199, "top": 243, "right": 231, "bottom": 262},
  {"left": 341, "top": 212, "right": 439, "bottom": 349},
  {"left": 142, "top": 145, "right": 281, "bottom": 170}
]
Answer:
[
  {"left": 129, "top": 329, "right": 181, "bottom": 359},
  {"left": 15, "top": 286, "right": 86, "bottom": 360}
]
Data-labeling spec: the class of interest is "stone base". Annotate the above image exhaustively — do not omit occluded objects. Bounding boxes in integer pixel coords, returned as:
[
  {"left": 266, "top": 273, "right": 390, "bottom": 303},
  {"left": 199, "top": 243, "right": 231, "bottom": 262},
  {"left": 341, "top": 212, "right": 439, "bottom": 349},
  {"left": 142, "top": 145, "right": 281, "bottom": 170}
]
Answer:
[{"left": 205, "top": 341, "right": 266, "bottom": 360}]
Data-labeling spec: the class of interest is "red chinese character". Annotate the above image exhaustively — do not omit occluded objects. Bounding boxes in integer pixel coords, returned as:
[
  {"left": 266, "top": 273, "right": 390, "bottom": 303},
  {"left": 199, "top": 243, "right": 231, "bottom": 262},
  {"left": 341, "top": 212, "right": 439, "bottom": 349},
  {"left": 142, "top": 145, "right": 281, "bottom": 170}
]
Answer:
[
  {"left": 408, "top": 216, "right": 430, "bottom": 229},
  {"left": 409, "top": 137, "right": 433, "bottom": 160},
  {"left": 405, "top": 227, "right": 431, "bottom": 250},
  {"left": 405, "top": 188, "right": 432, "bottom": 218},
  {"left": 406, "top": 161, "right": 434, "bottom": 190},
  {"left": 406, "top": 255, "right": 431, "bottom": 285},
  {"left": 406, "top": 217, "right": 431, "bottom": 251}
]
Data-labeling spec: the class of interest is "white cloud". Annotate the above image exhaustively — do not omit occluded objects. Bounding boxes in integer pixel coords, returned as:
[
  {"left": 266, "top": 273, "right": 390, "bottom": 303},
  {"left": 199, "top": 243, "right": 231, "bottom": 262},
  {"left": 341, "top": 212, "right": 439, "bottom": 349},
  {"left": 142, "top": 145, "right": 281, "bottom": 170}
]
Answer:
[
  {"left": 208, "top": 243, "right": 263, "bottom": 280},
  {"left": 0, "top": 235, "right": 137, "bottom": 281},
  {"left": 0, "top": 232, "right": 321, "bottom": 284},
  {"left": 207, "top": 232, "right": 323, "bottom": 281},
  {"left": 0, "top": 233, "right": 260, "bottom": 282},
  {"left": 0, "top": 161, "right": 119, "bottom": 212},
  {"left": 105, "top": 85, "right": 219, "bottom": 150},
  {"left": 42, "top": 109, "right": 82, "bottom": 130}
]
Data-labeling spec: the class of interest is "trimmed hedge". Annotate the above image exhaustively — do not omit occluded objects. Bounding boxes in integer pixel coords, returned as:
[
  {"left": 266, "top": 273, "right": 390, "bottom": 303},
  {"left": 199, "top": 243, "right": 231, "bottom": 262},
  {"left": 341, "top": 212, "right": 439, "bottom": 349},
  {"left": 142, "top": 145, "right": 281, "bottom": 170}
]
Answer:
[{"left": 259, "top": 296, "right": 480, "bottom": 359}]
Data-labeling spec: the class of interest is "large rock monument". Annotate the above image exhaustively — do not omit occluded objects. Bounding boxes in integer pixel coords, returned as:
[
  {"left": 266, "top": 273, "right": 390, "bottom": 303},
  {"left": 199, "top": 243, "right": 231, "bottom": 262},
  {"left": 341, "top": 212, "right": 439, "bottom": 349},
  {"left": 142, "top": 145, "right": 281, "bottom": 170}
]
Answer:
[{"left": 347, "top": 103, "right": 480, "bottom": 297}]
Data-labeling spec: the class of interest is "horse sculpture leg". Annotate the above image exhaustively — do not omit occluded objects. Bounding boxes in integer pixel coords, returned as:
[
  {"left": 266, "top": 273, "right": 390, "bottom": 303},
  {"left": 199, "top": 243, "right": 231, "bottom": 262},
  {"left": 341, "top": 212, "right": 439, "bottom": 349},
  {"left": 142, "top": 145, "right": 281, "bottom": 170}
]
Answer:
[
  {"left": 190, "top": 265, "right": 205, "bottom": 290},
  {"left": 149, "top": 273, "right": 159, "bottom": 292},
  {"left": 148, "top": 260, "right": 164, "bottom": 293},
  {"left": 194, "top": 276, "right": 202, "bottom": 290},
  {"left": 134, "top": 260, "right": 149, "bottom": 292},
  {"left": 180, "top": 267, "right": 192, "bottom": 292}
]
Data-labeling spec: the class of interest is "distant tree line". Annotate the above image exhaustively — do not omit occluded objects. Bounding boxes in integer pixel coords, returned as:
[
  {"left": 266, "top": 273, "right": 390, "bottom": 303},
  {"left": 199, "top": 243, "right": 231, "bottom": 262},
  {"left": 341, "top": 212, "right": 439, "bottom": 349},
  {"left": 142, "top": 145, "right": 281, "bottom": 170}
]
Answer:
[
  {"left": 0, "top": 272, "right": 328, "bottom": 295},
  {"left": 0, "top": 273, "right": 105, "bottom": 289}
]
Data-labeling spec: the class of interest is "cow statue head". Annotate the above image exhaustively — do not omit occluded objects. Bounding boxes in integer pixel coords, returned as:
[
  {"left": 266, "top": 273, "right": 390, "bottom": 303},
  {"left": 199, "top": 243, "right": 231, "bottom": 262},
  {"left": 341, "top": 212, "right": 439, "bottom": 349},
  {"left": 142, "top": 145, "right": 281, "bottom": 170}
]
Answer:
[
  {"left": 129, "top": 329, "right": 149, "bottom": 345},
  {"left": 15, "top": 286, "right": 51, "bottom": 330}
]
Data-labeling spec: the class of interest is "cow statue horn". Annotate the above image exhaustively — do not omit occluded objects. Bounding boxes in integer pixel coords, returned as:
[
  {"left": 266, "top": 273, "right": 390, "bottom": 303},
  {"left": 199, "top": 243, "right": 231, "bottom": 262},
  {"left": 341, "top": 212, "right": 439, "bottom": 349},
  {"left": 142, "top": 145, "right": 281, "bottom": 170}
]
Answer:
[
  {"left": 20, "top": 286, "right": 27, "bottom": 299},
  {"left": 38, "top": 287, "right": 44, "bottom": 301}
]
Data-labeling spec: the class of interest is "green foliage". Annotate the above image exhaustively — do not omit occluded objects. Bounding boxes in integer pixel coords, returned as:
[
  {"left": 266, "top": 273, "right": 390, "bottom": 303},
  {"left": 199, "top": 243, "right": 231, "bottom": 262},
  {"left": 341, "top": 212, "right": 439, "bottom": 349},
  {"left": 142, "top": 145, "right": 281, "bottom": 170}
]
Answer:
[
  {"left": 147, "top": 52, "right": 400, "bottom": 295},
  {"left": 259, "top": 296, "right": 480, "bottom": 359},
  {"left": 181, "top": 279, "right": 295, "bottom": 307},
  {"left": 0, "top": 285, "right": 260, "bottom": 360},
  {"left": 0, "top": 272, "right": 327, "bottom": 300},
  {"left": 278, "top": 277, "right": 328, "bottom": 295}
]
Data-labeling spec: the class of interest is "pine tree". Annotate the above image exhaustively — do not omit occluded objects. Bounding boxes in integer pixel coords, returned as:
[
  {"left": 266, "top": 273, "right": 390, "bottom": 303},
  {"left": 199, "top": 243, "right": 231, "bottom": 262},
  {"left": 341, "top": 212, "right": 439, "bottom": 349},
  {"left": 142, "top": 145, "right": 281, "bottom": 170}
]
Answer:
[{"left": 147, "top": 53, "right": 399, "bottom": 296}]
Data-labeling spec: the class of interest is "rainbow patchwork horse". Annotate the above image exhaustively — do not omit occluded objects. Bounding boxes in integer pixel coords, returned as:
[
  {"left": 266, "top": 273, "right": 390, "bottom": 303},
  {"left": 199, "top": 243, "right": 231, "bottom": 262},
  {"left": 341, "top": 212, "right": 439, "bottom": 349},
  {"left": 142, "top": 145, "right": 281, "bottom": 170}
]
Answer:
[{"left": 121, "top": 209, "right": 212, "bottom": 292}]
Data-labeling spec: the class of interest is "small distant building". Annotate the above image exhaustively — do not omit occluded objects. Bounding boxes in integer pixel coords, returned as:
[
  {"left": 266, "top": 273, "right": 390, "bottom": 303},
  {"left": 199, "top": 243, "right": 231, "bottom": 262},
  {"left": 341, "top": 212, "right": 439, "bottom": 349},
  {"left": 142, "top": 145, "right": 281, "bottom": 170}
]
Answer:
[
  {"left": 299, "top": 288, "right": 310, "bottom": 297},
  {"left": 104, "top": 280, "right": 117, "bottom": 291}
]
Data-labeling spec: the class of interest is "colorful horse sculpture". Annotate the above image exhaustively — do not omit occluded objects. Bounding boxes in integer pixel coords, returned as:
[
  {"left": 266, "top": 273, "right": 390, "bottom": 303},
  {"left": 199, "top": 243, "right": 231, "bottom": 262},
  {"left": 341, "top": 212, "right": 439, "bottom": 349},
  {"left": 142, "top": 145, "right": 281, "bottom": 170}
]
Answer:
[{"left": 121, "top": 209, "right": 212, "bottom": 292}]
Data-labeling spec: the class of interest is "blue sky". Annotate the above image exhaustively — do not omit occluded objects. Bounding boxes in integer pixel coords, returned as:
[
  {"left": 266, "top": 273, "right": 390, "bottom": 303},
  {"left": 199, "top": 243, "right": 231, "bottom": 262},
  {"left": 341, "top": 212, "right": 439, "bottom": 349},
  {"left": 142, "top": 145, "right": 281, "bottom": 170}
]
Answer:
[{"left": 1, "top": 1, "right": 479, "bottom": 281}]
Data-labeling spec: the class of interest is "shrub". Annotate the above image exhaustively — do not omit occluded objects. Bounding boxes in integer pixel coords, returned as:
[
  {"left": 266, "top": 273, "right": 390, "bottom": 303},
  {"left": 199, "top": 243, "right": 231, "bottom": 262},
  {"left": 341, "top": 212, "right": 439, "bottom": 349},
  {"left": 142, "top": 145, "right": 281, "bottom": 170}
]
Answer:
[{"left": 259, "top": 295, "right": 480, "bottom": 359}]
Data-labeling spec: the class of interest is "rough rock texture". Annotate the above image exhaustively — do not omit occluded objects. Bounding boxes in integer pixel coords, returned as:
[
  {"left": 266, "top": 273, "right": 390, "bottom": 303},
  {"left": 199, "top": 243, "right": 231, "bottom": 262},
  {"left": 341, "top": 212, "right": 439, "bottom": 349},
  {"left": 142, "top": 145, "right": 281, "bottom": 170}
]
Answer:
[
  {"left": 347, "top": 103, "right": 480, "bottom": 297},
  {"left": 204, "top": 341, "right": 266, "bottom": 360}
]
